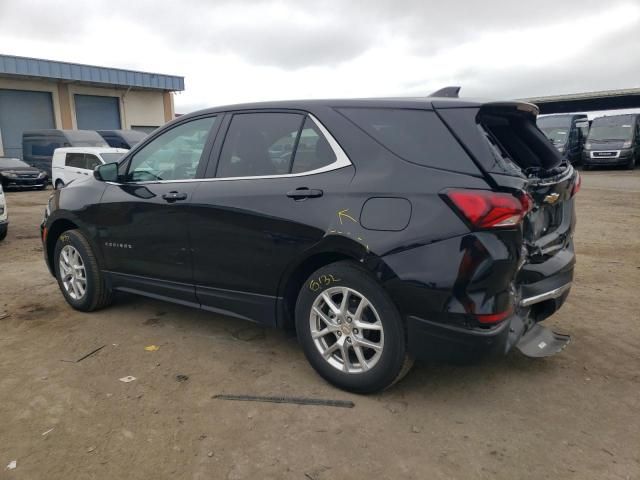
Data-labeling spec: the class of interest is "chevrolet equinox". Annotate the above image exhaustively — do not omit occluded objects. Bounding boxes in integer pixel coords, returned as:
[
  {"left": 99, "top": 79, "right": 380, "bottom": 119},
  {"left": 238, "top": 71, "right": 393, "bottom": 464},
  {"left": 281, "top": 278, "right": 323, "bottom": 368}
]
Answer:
[{"left": 42, "top": 93, "right": 579, "bottom": 393}]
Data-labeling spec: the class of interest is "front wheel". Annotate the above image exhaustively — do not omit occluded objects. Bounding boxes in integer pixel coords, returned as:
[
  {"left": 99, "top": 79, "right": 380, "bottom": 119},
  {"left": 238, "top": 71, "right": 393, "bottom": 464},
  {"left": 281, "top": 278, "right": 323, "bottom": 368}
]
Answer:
[
  {"left": 54, "top": 229, "right": 112, "bottom": 311},
  {"left": 626, "top": 155, "right": 636, "bottom": 170},
  {"left": 295, "top": 261, "right": 412, "bottom": 393},
  {"left": 55, "top": 180, "right": 64, "bottom": 190}
]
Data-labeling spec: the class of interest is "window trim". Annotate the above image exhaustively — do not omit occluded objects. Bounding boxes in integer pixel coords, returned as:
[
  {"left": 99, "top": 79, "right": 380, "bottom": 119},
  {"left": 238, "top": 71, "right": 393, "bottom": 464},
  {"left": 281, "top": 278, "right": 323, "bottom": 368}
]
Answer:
[{"left": 114, "top": 114, "right": 351, "bottom": 185}]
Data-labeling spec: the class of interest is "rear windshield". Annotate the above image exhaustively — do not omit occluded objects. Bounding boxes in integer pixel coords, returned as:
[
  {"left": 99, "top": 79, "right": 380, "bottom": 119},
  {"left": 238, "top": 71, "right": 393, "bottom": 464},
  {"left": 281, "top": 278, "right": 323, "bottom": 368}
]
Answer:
[
  {"left": 337, "top": 108, "right": 475, "bottom": 172},
  {"left": 480, "top": 109, "right": 563, "bottom": 172}
]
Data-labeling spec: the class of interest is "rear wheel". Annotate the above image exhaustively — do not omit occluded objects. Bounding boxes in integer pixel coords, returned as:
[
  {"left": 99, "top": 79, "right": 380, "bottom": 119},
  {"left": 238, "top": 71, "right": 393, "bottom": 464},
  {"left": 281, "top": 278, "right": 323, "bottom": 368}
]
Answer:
[
  {"left": 0, "top": 223, "right": 7, "bottom": 241},
  {"left": 295, "top": 261, "right": 412, "bottom": 393},
  {"left": 54, "top": 229, "right": 112, "bottom": 311},
  {"left": 55, "top": 180, "right": 64, "bottom": 190}
]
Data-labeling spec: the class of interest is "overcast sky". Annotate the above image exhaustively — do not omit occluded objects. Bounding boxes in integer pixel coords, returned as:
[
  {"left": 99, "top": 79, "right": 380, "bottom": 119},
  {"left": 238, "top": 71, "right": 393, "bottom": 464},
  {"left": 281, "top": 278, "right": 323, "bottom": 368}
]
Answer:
[{"left": 1, "top": 0, "right": 639, "bottom": 113}]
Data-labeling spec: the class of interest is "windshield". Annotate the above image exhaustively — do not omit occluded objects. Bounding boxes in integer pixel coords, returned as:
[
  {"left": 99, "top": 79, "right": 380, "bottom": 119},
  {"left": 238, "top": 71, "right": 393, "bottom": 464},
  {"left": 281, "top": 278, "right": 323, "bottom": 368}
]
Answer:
[
  {"left": 588, "top": 123, "right": 633, "bottom": 141},
  {"left": 0, "top": 158, "right": 29, "bottom": 168},
  {"left": 539, "top": 127, "right": 569, "bottom": 146},
  {"left": 100, "top": 153, "right": 126, "bottom": 163},
  {"left": 537, "top": 116, "right": 572, "bottom": 129}
]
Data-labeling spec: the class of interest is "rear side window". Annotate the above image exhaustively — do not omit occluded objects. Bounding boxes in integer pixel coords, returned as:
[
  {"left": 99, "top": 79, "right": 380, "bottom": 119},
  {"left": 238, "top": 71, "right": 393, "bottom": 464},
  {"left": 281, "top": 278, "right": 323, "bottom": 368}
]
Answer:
[
  {"left": 216, "top": 113, "right": 304, "bottom": 178},
  {"left": 65, "top": 153, "right": 85, "bottom": 168},
  {"left": 291, "top": 117, "right": 336, "bottom": 173},
  {"left": 338, "top": 108, "right": 473, "bottom": 172},
  {"left": 215, "top": 113, "right": 338, "bottom": 178}
]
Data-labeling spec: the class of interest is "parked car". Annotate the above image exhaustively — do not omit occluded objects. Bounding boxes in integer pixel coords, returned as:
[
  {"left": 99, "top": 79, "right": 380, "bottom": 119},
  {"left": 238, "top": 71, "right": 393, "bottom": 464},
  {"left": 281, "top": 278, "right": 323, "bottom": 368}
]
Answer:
[
  {"left": 97, "top": 130, "right": 147, "bottom": 149},
  {"left": 52, "top": 147, "right": 128, "bottom": 190},
  {"left": 22, "top": 129, "right": 108, "bottom": 178},
  {"left": 537, "top": 114, "right": 589, "bottom": 164},
  {"left": 0, "top": 157, "right": 48, "bottom": 190},
  {"left": 0, "top": 183, "right": 7, "bottom": 241},
  {"left": 582, "top": 114, "right": 640, "bottom": 169},
  {"left": 41, "top": 95, "right": 579, "bottom": 393}
]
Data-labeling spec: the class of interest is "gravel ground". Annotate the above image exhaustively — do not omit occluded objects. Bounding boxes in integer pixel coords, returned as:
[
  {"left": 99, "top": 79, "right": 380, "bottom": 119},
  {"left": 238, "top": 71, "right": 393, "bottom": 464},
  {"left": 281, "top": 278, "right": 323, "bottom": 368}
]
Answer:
[{"left": 0, "top": 169, "right": 639, "bottom": 480}]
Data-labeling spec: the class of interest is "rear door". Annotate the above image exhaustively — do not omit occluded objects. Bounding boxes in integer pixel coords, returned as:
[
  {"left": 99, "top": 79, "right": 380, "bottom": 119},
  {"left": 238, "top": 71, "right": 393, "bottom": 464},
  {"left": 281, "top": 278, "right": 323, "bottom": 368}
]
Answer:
[
  {"left": 189, "top": 111, "right": 354, "bottom": 325},
  {"left": 93, "top": 115, "right": 219, "bottom": 303}
]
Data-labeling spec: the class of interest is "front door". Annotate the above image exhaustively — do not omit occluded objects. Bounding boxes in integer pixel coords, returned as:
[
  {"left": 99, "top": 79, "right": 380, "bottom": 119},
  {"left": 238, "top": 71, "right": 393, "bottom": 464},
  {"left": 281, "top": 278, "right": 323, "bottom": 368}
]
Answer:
[
  {"left": 94, "top": 116, "right": 219, "bottom": 303},
  {"left": 189, "top": 111, "right": 354, "bottom": 325}
]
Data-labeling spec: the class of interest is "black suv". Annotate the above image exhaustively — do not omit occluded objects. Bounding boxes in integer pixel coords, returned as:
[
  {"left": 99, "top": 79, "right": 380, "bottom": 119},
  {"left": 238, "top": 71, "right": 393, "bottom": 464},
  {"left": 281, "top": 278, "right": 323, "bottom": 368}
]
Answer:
[{"left": 41, "top": 96, "right": 579, "bottom": 393}]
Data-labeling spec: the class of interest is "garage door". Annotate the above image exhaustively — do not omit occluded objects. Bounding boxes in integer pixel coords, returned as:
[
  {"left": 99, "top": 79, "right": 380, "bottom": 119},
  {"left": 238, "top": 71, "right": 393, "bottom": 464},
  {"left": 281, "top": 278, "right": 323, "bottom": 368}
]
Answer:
[
  {"left": 0, "top": 89, "right": 55, "bottom": 158},
  {"left": 75, "top": 94, "right": 121, "bottom": 130}
]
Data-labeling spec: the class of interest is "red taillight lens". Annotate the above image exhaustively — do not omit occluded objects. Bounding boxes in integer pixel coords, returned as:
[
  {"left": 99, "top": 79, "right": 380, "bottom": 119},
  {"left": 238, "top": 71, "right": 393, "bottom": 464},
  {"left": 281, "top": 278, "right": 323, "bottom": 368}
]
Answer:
[
  {"left": 475, "top": 307, "right": 513, "bottom": 324},
  {"left": 445, "top": 189, "right": 532, "bottom": 229},
  {"left": 571, "top": 172, "right": 581, "bottom": 197}
]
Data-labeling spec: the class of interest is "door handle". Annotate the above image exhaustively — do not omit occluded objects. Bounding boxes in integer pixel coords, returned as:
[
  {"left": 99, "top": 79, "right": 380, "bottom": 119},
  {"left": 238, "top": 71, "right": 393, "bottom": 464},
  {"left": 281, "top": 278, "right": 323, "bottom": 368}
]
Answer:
[
  {"left": 286, "top": 188, "right": 323, "bottom": 200},
  {"left": 162, "top": 191, "right": 188, "bottom": 202}
]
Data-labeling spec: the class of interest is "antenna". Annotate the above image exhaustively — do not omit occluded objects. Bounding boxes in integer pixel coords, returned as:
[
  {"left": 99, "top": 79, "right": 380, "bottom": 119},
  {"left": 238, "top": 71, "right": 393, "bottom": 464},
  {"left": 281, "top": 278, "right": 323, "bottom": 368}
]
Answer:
[{"left": 428, "top": 86, "right": 461, "bottom": 98}]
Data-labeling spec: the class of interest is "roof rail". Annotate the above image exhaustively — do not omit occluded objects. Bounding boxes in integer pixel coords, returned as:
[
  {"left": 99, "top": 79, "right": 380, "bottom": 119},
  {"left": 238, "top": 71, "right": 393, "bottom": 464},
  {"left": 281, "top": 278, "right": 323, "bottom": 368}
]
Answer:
[{"left": 428, "top": 86, "right": 461, "bottom": 98}]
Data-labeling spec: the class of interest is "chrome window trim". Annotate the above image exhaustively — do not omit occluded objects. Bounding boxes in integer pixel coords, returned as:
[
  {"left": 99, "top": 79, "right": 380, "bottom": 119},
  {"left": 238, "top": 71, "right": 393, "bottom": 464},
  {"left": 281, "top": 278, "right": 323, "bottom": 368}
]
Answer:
[{"left": 115, "top": 114, "right": 352, "bottom": 185}]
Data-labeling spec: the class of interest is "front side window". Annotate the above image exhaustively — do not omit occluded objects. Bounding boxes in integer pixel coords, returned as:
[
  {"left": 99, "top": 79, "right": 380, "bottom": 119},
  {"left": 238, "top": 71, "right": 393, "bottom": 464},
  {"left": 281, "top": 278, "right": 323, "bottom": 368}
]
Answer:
[
  {"left": 126, "top": 116, "right": 216, "bottom": 182},
  {"left": 85, "top": 154, "right": 101, "bottom": 170},
  {"left": 65, "top": 153, "right": 85, "bottom": 169},
  {"left": 100, "top": 152, "right": 125, "bottom": 164}
]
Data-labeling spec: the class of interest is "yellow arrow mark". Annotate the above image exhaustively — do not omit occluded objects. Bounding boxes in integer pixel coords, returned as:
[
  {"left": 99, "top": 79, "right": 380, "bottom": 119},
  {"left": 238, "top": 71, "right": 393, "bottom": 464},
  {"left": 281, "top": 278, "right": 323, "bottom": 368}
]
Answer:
[{"left": 337, "top": 209, "right": 358, "bottom": 225}]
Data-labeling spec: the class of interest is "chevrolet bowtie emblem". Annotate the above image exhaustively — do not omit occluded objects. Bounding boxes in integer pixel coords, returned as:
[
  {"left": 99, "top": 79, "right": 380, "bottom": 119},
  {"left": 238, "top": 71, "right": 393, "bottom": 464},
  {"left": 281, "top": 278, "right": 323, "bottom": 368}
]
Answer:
[{"left": 544, "top": 193, "right": 560, "bottom": 204}]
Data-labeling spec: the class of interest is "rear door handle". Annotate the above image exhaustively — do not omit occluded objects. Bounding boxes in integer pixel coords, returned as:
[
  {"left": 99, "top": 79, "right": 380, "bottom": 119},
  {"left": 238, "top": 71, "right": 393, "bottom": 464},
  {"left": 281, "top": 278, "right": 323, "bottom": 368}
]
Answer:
[
  {"left": 162, "top": 191, "right": 188, "bottom": 202},
  {"left": 286, "top": 188, "right": 323, "bottom": 200}
]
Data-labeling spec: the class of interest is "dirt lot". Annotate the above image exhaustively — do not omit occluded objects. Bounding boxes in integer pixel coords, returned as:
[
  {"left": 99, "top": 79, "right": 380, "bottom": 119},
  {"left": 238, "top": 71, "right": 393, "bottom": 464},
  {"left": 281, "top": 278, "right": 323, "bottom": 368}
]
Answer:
[{"left": 1, "top": 170, "right": 639, "bottom": 480}]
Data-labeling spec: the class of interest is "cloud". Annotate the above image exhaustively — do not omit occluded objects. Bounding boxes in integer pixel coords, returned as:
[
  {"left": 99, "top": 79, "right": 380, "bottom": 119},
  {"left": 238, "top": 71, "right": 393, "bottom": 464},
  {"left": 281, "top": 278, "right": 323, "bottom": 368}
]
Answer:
[{"left": 0, "top": 0, "right": 639, "bottom": 112}]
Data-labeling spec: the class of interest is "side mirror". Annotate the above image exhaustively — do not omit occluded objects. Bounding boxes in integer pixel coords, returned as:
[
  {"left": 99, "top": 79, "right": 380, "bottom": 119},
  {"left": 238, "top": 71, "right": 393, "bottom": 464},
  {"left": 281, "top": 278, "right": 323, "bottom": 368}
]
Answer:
[{"left": 94, "top": 162, "right": 119, "bottom": 182}]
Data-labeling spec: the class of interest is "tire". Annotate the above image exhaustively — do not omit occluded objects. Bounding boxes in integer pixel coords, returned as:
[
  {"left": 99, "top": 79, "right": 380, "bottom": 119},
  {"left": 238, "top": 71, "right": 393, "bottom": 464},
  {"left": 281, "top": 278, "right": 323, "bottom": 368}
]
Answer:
[
  {"left": 53, "top": 229, "right": 112, "bottom": 312},
  {"left": 626, "top": 155, "right": 636, "bottom": 170},
  {"left": 295, "top": 260, "right": 413, "bottom": 393},
  {"left": 0, "top": 223, "right": 7, "bottom": 241},
  {"left": 55, "top": 180, "right": 64, "bottom": 190}
]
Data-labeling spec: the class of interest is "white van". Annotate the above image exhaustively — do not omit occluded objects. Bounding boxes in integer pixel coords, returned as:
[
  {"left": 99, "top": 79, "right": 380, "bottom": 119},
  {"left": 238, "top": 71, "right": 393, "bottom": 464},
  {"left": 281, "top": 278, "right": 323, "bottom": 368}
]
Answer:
[
  {"left": 52, "top": 147, "right": 128, "bottom": 189},
  {"left": 0, "top": 183, "right": 7, "bottom": 241}
]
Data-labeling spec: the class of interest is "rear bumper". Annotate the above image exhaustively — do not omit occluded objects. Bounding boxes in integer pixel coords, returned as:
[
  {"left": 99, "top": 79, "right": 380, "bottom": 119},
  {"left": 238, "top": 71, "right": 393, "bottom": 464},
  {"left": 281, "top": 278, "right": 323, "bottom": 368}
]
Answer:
[{"left": 382, "top": 233, "right": 575, "bottom": 362}]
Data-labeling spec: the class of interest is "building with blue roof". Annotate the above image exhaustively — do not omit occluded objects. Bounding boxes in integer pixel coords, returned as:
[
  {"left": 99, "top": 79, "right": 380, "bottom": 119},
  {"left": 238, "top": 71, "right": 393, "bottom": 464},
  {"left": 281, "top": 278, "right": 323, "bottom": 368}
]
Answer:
[{"left": 0, "top": 54, "right": 184, "bottom": 158}]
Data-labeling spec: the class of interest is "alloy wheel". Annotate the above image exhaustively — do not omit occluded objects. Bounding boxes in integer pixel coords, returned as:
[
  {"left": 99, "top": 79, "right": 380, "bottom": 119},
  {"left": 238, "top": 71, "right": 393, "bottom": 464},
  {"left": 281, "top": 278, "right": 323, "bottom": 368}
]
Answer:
[
  {"left": 309, "top": 286, "right": 384, "bottom": 374},
  {"left": 59, "top": 245, "right": 87, "bottom": 300}
]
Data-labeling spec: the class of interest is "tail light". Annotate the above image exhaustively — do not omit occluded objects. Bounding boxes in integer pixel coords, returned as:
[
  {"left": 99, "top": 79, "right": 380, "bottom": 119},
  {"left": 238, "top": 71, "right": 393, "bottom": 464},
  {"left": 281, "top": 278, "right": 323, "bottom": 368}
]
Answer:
[
  {"left": 475, "top": 307, "right": 513, "bottom": 324},
  {"left": 444, "top": 189, "right": 533, "bottom": 229},
  {"left": 571, "top": 172, "right": 581, "bottom": 197}
]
